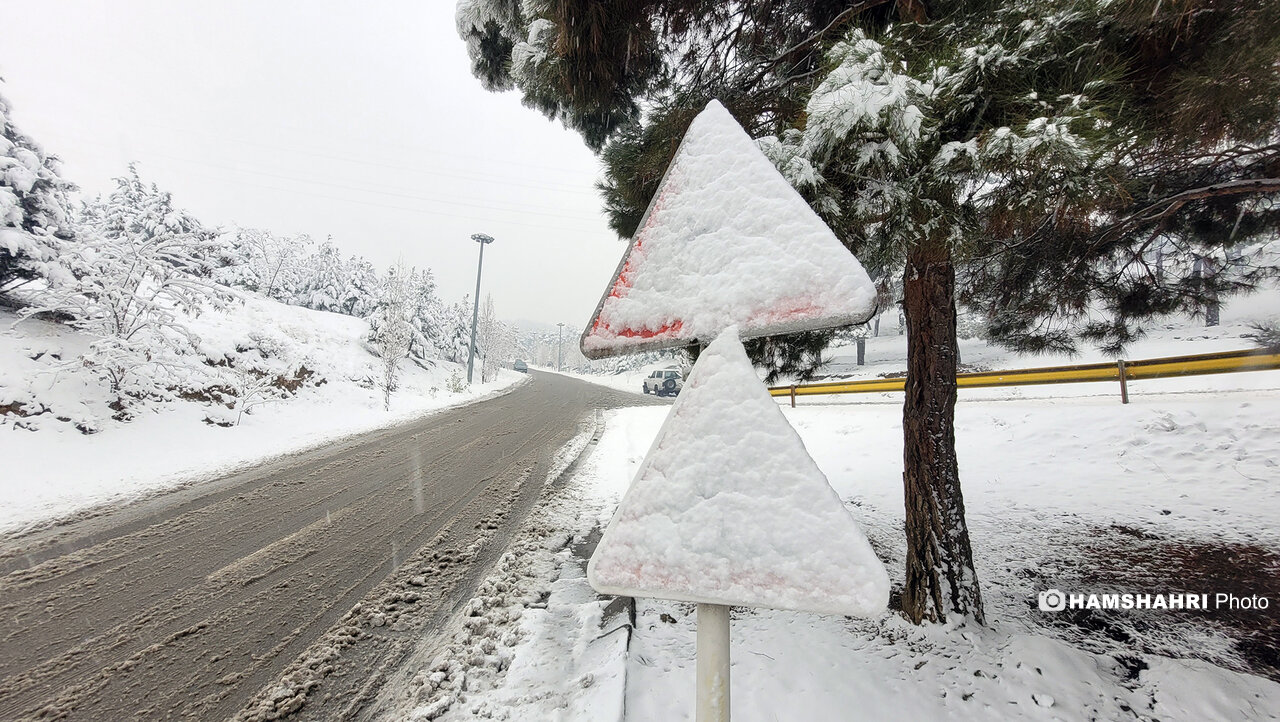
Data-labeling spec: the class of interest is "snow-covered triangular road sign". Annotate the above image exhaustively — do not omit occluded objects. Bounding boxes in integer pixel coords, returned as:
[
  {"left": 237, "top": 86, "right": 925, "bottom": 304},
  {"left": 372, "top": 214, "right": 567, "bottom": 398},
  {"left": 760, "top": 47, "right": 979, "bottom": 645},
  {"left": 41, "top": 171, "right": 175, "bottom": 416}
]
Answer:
[
  {"left": 580, "top": 100, "right": 878, "bottom": 360},
  {"left": 587, "top": 327, "right": 890, "bottom": 617}
]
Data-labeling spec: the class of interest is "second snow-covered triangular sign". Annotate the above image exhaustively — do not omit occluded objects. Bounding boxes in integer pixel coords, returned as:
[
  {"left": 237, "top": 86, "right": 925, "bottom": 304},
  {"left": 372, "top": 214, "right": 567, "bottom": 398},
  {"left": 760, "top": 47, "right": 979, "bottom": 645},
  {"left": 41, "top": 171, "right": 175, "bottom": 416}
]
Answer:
[
  {"left": 587, "top": 327, "right": 890, "bottom": 617},
  {"left": 580, "top": 100, "right": 878, "bottom": 359}
]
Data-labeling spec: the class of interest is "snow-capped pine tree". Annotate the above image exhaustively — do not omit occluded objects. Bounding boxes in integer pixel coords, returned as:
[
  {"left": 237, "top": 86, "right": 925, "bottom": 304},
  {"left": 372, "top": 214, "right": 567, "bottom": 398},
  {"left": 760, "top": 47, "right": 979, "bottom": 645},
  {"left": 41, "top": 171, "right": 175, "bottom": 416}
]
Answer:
[
  {"left": 406, "top": 269, "right": 451, "bottom": 362},
  {"left": 0, "top": 87, "right": 77, "bottom": 298},
  {"left": 343, "top": 257, "right": 379, "bottom": 318},
  {"left": 446, "top": 297, "right": 475, "bottom": 364},
  {"left": 209, "top": 228, "right": 256, "bottom": 289},
  {"left": 369, "top": 261, "right": 414, "bottom": 410},
  {"left": 294, "top": 239, "right": 350, "bottom": 313},
  {"left": 766, "top": 3, "right": 1278, "bottom": 623}
]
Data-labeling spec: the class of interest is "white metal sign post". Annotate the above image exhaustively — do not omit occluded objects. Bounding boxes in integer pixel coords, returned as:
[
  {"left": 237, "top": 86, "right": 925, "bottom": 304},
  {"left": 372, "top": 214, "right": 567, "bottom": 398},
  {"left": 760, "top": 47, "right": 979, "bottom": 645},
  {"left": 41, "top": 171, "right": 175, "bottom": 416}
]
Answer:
[
  {"left": 580, "top": 100, "right": 889, "bottom": 720},
  {"left": 696, "top": 603, "right": 731, "bottom": 721}
]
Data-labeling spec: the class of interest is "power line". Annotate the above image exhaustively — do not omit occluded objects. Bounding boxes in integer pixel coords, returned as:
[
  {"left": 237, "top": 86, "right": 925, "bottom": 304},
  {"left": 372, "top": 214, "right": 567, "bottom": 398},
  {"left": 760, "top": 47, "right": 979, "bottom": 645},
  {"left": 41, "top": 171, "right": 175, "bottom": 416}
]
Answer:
[
  {"left": 65, "top": 145, "right": 612, "bottom": 226},
  {"left": 134, "top": 152, "right": 609, "bottom": 222},
  {"left": 43, "top": 123, "right": 603, "bottom": 200},
  {"left": 140, "top": 165, "right": 615, "bottom": 236},
  {"left": 21, "top": 108, "right": 599, "bottom": 183}
]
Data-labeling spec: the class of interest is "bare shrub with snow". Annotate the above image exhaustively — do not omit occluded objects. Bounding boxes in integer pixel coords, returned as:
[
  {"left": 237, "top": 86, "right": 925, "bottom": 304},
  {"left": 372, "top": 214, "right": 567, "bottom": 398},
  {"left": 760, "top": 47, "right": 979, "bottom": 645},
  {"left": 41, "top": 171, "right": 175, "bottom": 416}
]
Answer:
[
  {"left": 23, "top": 167, "right": 227, "bottom": 418},
  {"left": 235, "top": 227, "right": 311, "bottom": 302},
  {"left": 370, "top": 262, "right": 415, "bottom": 410}
]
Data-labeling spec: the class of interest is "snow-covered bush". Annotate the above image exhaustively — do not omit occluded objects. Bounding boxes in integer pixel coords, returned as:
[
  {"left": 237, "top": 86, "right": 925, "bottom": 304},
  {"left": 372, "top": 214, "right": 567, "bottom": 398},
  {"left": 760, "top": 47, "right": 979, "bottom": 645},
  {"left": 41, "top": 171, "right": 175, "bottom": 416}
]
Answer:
[
  {"left": 292, "top": 239, "right": 349, "bottom": 314},
  {"left": 200, "top": 326, "right": 324, "bottom": 426},
  {"left": 446, "top": 370, "right": 465, "bottom": 394},
  {"left": 25, "top": 169, "right": 227, "bottom": 418},
  {"left": 956, "top": 312, "right": 990, "bottom": 341}
]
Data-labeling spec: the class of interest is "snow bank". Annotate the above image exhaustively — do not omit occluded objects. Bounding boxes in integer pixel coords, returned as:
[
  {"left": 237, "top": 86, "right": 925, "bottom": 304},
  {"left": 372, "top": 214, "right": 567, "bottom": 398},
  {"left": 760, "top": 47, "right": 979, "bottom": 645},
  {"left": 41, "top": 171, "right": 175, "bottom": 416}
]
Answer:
[
  {"left": 581, "top": 100, "right": 876, "bottom": 357},
  {"left": 588, "top": 328, "right": 889, "bottom": 616}
]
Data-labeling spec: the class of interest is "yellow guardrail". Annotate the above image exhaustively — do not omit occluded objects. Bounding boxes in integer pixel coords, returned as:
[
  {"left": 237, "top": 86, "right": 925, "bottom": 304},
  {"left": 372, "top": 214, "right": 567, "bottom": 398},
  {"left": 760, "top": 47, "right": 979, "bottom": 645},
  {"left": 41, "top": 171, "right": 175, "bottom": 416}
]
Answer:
[{"left": 768, "top": 349, "right": 1280, "bottom": 404}]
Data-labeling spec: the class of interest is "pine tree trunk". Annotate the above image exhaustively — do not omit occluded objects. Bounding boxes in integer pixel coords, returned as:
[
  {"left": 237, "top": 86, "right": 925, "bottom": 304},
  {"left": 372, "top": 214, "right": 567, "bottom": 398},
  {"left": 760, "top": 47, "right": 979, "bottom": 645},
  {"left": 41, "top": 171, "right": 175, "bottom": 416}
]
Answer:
[
  {"left": 1193, "top": 256, "right": 1221, "bottom": 327},
  {"left": 1204, "top": 258, "right": 1220, "bottom": 327},
  {"left": 901, "top": 239, "right": 984, "bottom": 624}
]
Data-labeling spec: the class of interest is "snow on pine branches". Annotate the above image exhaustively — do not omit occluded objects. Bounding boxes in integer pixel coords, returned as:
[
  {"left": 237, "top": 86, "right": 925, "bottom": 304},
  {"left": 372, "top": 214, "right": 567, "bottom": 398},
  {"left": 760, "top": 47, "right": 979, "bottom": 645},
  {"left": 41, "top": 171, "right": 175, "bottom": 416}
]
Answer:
[
  {"left": 0, "top": 86, "right": 77, "bottom": 296},
  {"left": 775, "top": 22, "right": 1098, "bottom": 255}
]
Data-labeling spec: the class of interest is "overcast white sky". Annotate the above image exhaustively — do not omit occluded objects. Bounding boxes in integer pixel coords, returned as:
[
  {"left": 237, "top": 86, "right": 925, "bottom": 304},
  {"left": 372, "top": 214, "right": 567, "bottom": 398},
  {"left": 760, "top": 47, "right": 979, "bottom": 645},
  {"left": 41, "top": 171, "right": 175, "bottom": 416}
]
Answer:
[{"left": 1, "top": 1, "right": 626, "bottom": 328}]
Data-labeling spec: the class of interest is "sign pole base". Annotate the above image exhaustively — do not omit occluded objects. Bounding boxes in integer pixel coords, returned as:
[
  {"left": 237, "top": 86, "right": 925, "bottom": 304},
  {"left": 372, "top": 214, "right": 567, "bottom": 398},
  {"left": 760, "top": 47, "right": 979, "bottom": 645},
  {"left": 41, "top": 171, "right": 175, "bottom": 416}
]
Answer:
[{"left": 696, "top": 603, "right": 730, "bottom": 722}]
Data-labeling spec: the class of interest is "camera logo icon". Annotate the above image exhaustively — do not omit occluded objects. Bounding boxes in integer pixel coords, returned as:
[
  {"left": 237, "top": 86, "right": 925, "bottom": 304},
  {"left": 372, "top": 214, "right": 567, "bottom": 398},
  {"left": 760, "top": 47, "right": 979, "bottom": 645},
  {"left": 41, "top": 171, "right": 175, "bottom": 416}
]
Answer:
[{"left": 1039, "top": 589, "right": 1067, "bottom": 612}]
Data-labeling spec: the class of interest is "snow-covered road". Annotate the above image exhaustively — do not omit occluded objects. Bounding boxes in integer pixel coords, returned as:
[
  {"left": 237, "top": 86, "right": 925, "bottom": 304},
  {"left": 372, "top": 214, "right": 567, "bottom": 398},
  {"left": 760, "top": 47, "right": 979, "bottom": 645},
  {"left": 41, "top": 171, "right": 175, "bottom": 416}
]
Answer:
[{"left": 0, "top": 371, "right": 667, "bottom": 721}]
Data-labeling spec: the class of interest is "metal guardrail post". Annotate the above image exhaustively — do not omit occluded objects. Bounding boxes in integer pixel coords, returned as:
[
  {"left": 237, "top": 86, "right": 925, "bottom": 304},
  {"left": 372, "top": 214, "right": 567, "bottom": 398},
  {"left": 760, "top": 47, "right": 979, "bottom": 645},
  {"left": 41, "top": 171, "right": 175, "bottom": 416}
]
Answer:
[
  {"left": 790, "top": 385, "right": 797, "bottom": 408},
  {"left": 1117, "top": 359, "right": 1129, "bottom": 404}
]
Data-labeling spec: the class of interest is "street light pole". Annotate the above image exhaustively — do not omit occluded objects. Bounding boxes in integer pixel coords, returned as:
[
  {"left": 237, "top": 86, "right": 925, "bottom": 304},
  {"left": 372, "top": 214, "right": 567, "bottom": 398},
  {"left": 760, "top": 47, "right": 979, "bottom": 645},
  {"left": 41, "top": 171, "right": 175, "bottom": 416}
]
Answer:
[
  {"left": 467, "top": 233, "right": 494, "bottom": 384},
  {"left": 557, "top": 322, "right": 566, "bottom": 371}
]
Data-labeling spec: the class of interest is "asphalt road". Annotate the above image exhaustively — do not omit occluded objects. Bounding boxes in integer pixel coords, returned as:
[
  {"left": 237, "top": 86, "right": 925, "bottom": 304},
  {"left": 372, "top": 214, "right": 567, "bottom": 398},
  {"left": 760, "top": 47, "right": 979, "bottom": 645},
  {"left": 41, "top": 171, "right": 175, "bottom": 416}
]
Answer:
[{"left": 0, "top": 371, "right": 664, "bottom": 721}]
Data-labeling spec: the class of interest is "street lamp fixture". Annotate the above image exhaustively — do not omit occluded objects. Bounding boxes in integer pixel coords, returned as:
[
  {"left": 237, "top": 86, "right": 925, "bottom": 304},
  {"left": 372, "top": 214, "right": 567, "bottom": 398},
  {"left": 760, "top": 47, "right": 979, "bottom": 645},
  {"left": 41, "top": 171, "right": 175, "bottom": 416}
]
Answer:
[{"left": 467, "top": 233, "right": 495, "bottom": 384}]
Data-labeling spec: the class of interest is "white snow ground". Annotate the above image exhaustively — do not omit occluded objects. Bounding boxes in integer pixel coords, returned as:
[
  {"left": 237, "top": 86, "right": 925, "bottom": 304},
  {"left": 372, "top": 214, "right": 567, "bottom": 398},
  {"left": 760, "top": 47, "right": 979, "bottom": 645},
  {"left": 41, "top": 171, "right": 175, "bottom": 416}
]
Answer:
[
  {"left": 616, "top": 389, "right": 1280, "bottom": 721},
  {"left": 400, "top": 296, "right": 1280, "bottom": 721},
  {"left": 0, "top": 294, "right": 525, "bottom": 536},
  {"left": 405, "top": 392, "right": 1279, "bottom": 720}
]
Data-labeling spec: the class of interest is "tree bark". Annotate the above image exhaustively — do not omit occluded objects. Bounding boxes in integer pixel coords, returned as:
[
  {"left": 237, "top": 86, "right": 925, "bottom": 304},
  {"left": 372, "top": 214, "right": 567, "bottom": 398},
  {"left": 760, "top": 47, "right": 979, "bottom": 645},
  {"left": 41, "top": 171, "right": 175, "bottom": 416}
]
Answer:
[{"left": 901, "top": 239, "right": 984, "bottom": 624}]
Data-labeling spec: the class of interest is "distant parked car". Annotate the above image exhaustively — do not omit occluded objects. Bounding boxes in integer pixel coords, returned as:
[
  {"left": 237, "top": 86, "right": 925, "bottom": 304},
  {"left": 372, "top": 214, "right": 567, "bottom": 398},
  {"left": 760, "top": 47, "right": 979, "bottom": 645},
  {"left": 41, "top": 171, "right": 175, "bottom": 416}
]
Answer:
[
  {"left": 642, "top": 369, "right": 683, "bottom": 396},
  {"left": 513, "top": 360, "right": 528, "bottom": 373}
]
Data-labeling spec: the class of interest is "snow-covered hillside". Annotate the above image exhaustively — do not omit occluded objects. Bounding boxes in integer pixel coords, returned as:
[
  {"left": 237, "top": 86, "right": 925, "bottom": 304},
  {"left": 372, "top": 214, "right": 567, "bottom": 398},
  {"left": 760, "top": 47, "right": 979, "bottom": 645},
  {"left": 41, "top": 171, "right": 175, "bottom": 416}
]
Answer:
[{"left": 0, "top": 291, "right": 524, "bottom": 535}]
